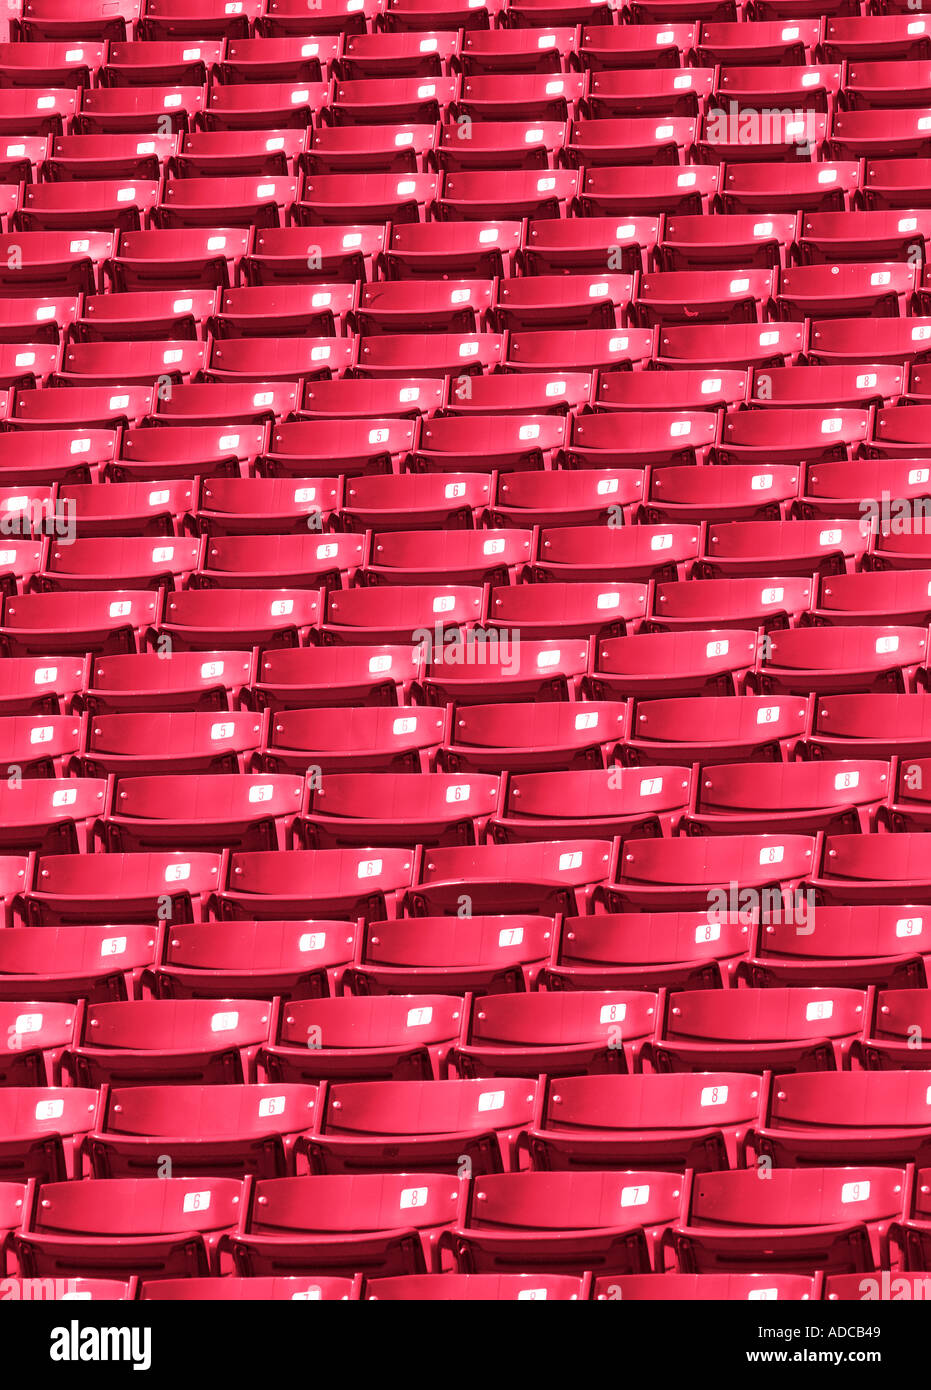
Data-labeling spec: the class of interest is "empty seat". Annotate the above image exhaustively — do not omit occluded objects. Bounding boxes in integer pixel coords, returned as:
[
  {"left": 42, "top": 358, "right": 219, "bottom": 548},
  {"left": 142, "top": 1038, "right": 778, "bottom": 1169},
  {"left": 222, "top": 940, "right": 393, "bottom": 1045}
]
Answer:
[
  {"left": 741, "top": 904, "right": 929, "bottom": 990},
  {"left": 197, "top": 533, "right": 362, "bottom": 591},
  {"left": 106, "top": 227, "right": 251, "bottom": 292},
  {"left": 774, "top": 262, "right": 916, "bottom": 319},
  {"left": 103, "top": 773, "right": 303, "bottom": 854},
  {"left": 250, "top": 645, "right": 423, "bottom": 710},
  {"left": 524, "top": 1071, "right": 762, "bottom": 1172},
  {"left": 217, "top": 847, "right": 417, "bottom": 921},
  {"left": 381, "top": 222, "right": 522, "bottom": 279},
  {"left": 346, "top": 915, "right": 552, "bottom": 996},
  {"left": 81, "top": 651, "right": 254, "bottom": 716},
  {"left": 600, "top": 833, "right": 815, "bottom": 913},
  {"left": 15, "top": 1177, "right": 243, "bottom": 1280},
  {"left": 341, "top": 474, "right": 491, "bottom": 532},
  {"left": 654, "top": 321, "right": 806, "bottom": 370},
  {"left": 77, "top": 86, "right": 207, "bottom": 135},
  {"left": 659, "top": 214, "right": 797, "bottom": 271},
  {"left": 78, "top": 712, "right": 266, "bottom": 777},
  {"left": 532, "top": 525, "right": 701, "bottom": 585},
  {"left": 355, "top": 332, "right": 505, "bottom": 379},
  {"left": 485, "top": 582, "right": 646, "bottom": 643},
  {"left": 22, "top": 851, "right": 222, "bottom": 927},
  {"left": 747, "top": 1070, "right": 931, "bottom": 1166},
  {"left": 300, "top": 771, "right": 499, "bottom": 849},
  {"left": 0, "top": 924, "right": 156, "bottom": 1003},
  {"left": 751, "top": 625, "right": 928, "bottom": 696},
  {"left": 202, "top": 82, "right": 327, "bottom": 132},
  {"left": 440, "top": 701, "right": 629, "bottom": 775},
  {"left": 810, "top": 832, "right": 931, "bottom": 904},
  {"left": 0, "top": 589, "right": 160, "bottom": 658},
  {"left": 0, "top": 776, "right": 104, "bottom": 852},
  {"left": 578, "top": 23, "right": 697, "bottom": 70},
  {"left": 242, "top": 225, "right": 387, "bottom": 286},
  {"left": 574, "top": 170, "right": 719, "bottom": 224},
  {"left": 264, "top": 417, "right": 416, "bottom": 477},
  {"left": 262, "top": 994, "right": 462, "bottom": 1082},
  {"left": 633, "top": 269, "right": 776, "bottom": 327},
  {"left": 684, "top": 758, "right": 889, "bottom": 835},
  {"left": 157, "top": 588, "right": 320, "bottom": 650},
  {"left": 434, "top": 170, "right": 580, "bottom": 223},
  {"left": 38, "top": 535, "right": 202, "bottom": 591},
  {"left": 103, "top": 39, "right": 222, "bottom": 87},
  {"left": 0, "top": 999, "right": 76, "bottom": 1084},
  {"left": 697, "top": 518, "right": 867, "bottom": 577},
  {"left": 488, "top": 472, "right": 646, "bottom": 529},
  {"left": 543, "top": 909, "right": 750, "bottom": 992},
  {"left": 718, "top": 161, "right": 860, "bottom": 214},
  {"left": 805, "top": 692, "right": 931, "bottom": 759},
  {"left": 434, "top": 121, "right": 567, "bottom": 172},
  {"left": 489, "top": 766, "right": 689, "bottom": 843},
  {"left": 587, "top": 630, "right": 760, "bottom": 701},
  {"left": 671, "top": 1167, "right": 904, "bottom": 1274},
  {"left": 408, "top": 839, "right": 615, "bottom": 917},
  {"left": 151, "top": 919, "right": 358, "bottom": 1002}
]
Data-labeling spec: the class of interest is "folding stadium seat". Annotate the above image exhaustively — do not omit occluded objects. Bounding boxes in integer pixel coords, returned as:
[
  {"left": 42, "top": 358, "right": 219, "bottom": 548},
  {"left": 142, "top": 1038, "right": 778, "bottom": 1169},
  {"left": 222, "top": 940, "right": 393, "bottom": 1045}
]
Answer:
[
  {"left": 714, "top": 62, "right": 841, "bottom": 113},
  {"left": 340, "top": 474, "right": 491, "bottom": 532},
  {"left": 774, "top": 262, "right": 917, "bottom": 319},
  {"left": 740, "top": 904, "right": 929, "bottom": 990},
  {"left": 595, "top": 1272, "right": 820, "bottom": 1299},
  {"left": 865, "top": 406, "right": 931, "bottom": 462},
  {"left": 632, "top": 270, "right": 776, "bottom": 327},
  {"left": 15, "top": 1177, "right": 243, "bottom": 1280},
  {"left": 542, "top": 909, "right": 750, "bottom": 992},
  {"left": 195, "top": 476, "right": 339, "bottom": 535},
  {"left": 261, "top": 994, "right": 463, "bottom": 1082},
  {"left": 225, "top": 1172, "right": 466, "bottom": 1279},
  {"left": 805, "top": 571, "right": 931, "bottom": 628},
  {"left": 150, "top": 918, "right": 359, "bottom": 1002},
  {"left": 294, "top": 379, "right": 442, "bottom": 425},
  {"left": 102, "top": 40, "right": 223, "bottom": 87},
  {"left": 684, "top": 758, "right": 889, "bottom": 836},
  {"left": 441, "top": 371, "right": 592, "bottom": 417},
  {"left": 531, "top": 525, "right": 701, "bottom": 585},
  {"left": 749, "top": 364, "right": 902, "bottom": 410},
  {"left": 152, "top": 380, "right": 298, "bottom": 422},
  {"left": 714, "top": 410, "right": 871, "bottom": 471},
  {"left": 196, "top": 533, "right": 362, "bottom": 591},
  {"left": 42, "top": 134, "right": 177, "bottom": 183},
  {"left": 488, "top": 766, "right": 690, "bottom": 843},
  {"left": 338, "top": 31, "right": 459, "bottom": 79},
  {"left": 22, "top": 851, "right": 223, "bottom": 927},
  {"left": 72, "top": 290, "right": 217, "bottom": 343},
  {"left": 503, "top": 0, "right": 611, "bottom": 23},
  {"left": 0, "top": 41, "right": 104, "bottom": 89},
  {"left": 367, "top": 1272, "right": 586, "bottom": 1299},
  {"left": 657, "top": 216, "right": 797, "bottom": 273},
  {"left": 0, "top": 999, "right": 76, "bottom": 1084},
  {"left": 85, "top": 1081, "right": 319, "bottom": 1179},
  {"left": 856, "top": 988, "right": 931, "bottom": 1068},
  {"left": 59, "top": 481, "right": 195, "bottom": 539},
  {"left": 807, "top": 316, "right": 931, "bottom": 365},
  {"left": 583, "top": 69, "right": 715, "bottom": 120},
  {"left": 0, "top": 776, "right": 106, "bottom": 854},
  {"left": 644, "top": 575, "right": 815, "bottom": 634},
  {"left": 748, "top": 1071, "right": 931, "bottom": 1169},
  {"left": 828, "top": 109, "right": 931, "bottom": 161},
  {"left": 206, "top": 336, "right": 355, "bottom": 384},
  {"left": 240, "top": 225, "right": 386, "bottom": 287},
  {"left": 0, "top": 231, "right": 115, "bottom": 298},
  {"left": 144, "top": 1274, "right": 357, "bottom": 1299},
  {"left": 433, "top": 170, "right": 580, "bottom": 223},
  {"left": 263, "top": 417, "right": 416, "bottom": 477},
  {"left": 889, "top": 1172, "right": 931, "bottom": 1269},
  {"left": 169, "top": 130, "right": 308, "bottom": 179},
  {"left": 0, "top": 924, "right": 157, "bottom": 1003},
  {"left": 37, "top": 535, "right": 202, "bottom": 594},
  {"left": 594, "top": 368, "right": 748, "bottom": 415},
  {"left": 456, "top": 27, "right": 573, "bottom": 74},
  {"left": 0, "top": 88, "right": 76, "bottom": 137},
  {"left": 489, "top": 275, "right": 632, "bottom": 335},
  {"left": 15, "top": 180, "right": 160, "bottom": 236},
  {"left": 575, "top": 170, "right": 722, "bottom": 222},
  {"left": 577, "top": 24, "right": 696, "bottom": 71},
  {"left": 860, "top": 159, "right": 931, "bottom": 211},
  {"left": 380, "top": 221, "right": 522, "bottom": 278},
  {"left": 444, "top": 1170, "right": 681, "bottom": 1276},
  {"left": 0, "top": 344, "right": 59, "bottom": 392},
  {"left": 0, "top": 590, "right": 160, "bottom": 658},
  {"left": 410, "top": 415, "right": 567, "bottom": 472},
  {"left": 408, "top": 839, "right": 615, "bottom": 917},
  {"left": 302, "top": 124, "right": 436, "bottom": 175},
  {"left": 426, "top": 121, "right": 546, "bottom": 174},
  {"left": 671, "top": 1167, "right": 904, "bottom": 1274},
  {"left": 878, "top": 755, "right": 931, "bottom": 833},
  {"left": 804, "top": 692, "right": 931, "bottom": 760},
  {"left": 320, "top": 585, "right": 482, "bottom": 645},
  {"left": 439, "top": 701, "right": 629, "bottom": 775},
  {"left": 80, "top": 650, "right": 254, "bottom": 718},
  {"left": 302, "top": 1077, "right": 538, "bottom": 1175},
  {"left": 450, "top": 991, "right": 657, "bottom": 1078},
  {"left": 752, "top": 626, "right": 929, "bottom": 697},
  {"left": 587, "top": 630, "right": 760, "bottom": 702},
  {"left": 653, "top": 321, "right": 806, "bottom": 370},
  {"left": 809, "top": 832, "right": 931, "bottom": 905},
  {"left": 0, "top": 656, "right": 88, "bottom": 718},
  {"left": 600, "top": 832, "right": 815, "bottom": 914},
  {"left": 138, "top": 0, "right": 262, "bottom": 39},
  {"left": 0, "top": 1085, "right": 102, "bottom": 1181},
  {"left": 248, "top": 645, "right": 423, "bottom": 709},
  {"left": 819, "top": 14, "right": 931, "bottom": 62},
  {"left": 564, "top": 118, "right": 697, "bottom": 168},
  {"left": 843, "top": 61, "right": 931, "bottom": 112},
  {"left": 642, "top": 466, "right": 800, "bottom": 525},
  {"left": 294, "top": 170, "right": 437, "bottom": 226},
  {"left": 80, "top": 711, "right": 264, "bottom": 779},
  {"left": 322, "top": 75, "right": 454, "bottom": 126},
  {"left": 484, "top": 582, "right": 646, "bottom": 643},
  {"left": 300, "top": 771, "right": 500, "bottom": 849},
  {"left": 355, "top": 333, "right": 504, "bottom": 379},
  {"left": 362, "top": 529, "right": 530, "bottom": 586},
  {"left": 202, "top": 82, "right": 328, "bottom": 132},
  {"left": 420, "top": 636, "right": 592, "bottom": 709},
  {"left": 64, "top": 999, "right": 273, "bottom": 1087},
  {"left": 453, "top": 72, "right": 581, "bottom": 123},
  {"left": 76, "top": 86, "right": 207, "bottom": 136},
  {"left": 346, "top": 915, "right": 549, "bottom": 999},
  {"left": 156, "top": 176, "right": 298, "bottom": 231},
  {"left": 159, "top": 588, "right": 320, "bottom": 653},
  {"left": 717, "top": 161, "right": 860, "bottom": 215},
  {"left": 105, "top": 227, "right": 252, "bottom": 291},
  {"left": 0, "top": 713, "right": 82, "bottom": 780},
  {"left": 260, "top": 0, "right": 384, "bottom": 32},
  {"left": 260, "top": 706, "right": 444, "bottom": 777},
  {"left": 0, "top": 137, "right": 47, "bottom": 185},
  {"left": 697, "top": 518, "right": 866, "bottom": 577},
  {"left": 0, "top": 484, "right": 59, "bottom": 535},
  {"left": 218, "top": 847, "right": 417, "bottom": 922},
  {"left": 505, "top": 328, "right": 654, "bottom": 375},
  {"left": 209, "top": 284, "right": 355, "bottom": 340},
  {"left": 524, "top": 1071, "right": 761, "bottom": 1172},
  {"left": 0, "top": 1181, "right": 26, "bottom": 1273},
  {"left": 567, "top": 411, "right": 718, "bottom": 469},
  {"left": 488, "top": 473, "right": 646, "bottom": 529},
  {"left": 102, "top": 772, "right": 304, "bottom": 854},
  {"left": 646, "top": 986, "right": 865, "bottom": 1073}
]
